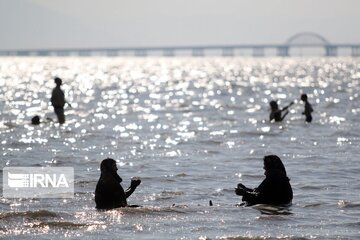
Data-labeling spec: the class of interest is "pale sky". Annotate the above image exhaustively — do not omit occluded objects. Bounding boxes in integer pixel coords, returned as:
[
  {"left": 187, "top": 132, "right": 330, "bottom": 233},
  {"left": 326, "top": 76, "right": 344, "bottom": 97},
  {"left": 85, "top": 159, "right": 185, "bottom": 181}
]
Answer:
[{"left": 0, "top": 0, "right": 359, "bottom": 50}]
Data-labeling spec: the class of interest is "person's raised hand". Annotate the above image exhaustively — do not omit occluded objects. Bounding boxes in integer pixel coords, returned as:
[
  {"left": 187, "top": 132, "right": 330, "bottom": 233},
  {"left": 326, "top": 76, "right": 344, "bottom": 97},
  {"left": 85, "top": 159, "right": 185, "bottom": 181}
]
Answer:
[
  {"left": 235, "top": 187, "right": 245, "bottom": 196},
  {"left": 130, "top": 179, "right": 141, "bottom": 188}
]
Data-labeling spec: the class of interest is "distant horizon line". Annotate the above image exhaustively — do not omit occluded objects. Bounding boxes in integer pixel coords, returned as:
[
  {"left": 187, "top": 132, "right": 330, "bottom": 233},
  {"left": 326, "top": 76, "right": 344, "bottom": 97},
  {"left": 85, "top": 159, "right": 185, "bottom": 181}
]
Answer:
[{"left": 2, "top": 32, "right": 360, "bottom": 52}]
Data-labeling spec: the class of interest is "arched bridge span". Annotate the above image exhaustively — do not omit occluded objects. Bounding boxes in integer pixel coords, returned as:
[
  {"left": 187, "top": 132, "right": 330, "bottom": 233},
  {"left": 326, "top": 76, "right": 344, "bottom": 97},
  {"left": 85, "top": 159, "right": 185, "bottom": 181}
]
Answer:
[{"left": 1, "top": 32, "right": 359, "bottom": 57}]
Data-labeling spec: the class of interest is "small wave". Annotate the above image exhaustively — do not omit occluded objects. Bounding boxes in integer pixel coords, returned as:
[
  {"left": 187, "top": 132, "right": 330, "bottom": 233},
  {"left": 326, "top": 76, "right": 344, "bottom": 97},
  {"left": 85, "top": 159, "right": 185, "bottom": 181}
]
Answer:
[
  {"left": 218, "top": 236, "right": 310, "bottom": 240},
  {"left": 175, "top": 173, "right": 189, "bottom": 177},
  {"left": 253, "top": 204, "right": 293, "bottom": 216},
  {"left": 345, "top": 221, "right": 360, "bottom": 227},
  {"left": 102, "top": 205, "right": 190, "bottom": 215},
  {"left": 75, "top": 179, "right": 98, "bottom": 186},
  {"left": 299, "top": 185, "right": 322, "bottom": 190},
  {"left": 302, "top": 203, "right": 323, "bottom": 208},
  {"left": 30, "top": 221, "right": 89, "bottom": 229},
  {"left": 206, "top": 150, "right": 221, "bottom": 154},
  {"left": 2, "top": 121, "right": 17, "bottom": 129},
  {"left": 0, "top": 221, "right": 92, "bottom": 235},
  {"left": 149, "top": 190, "right": 185, "bottom": 201},
  {"left": 199, "top": 140, "right": 223, "bottom": 145},
  {"left": 337, "top": 200, "right": 360, "bottom": 209},
  {"left": 160, "top": 190, "right": 185, "bottom": 196},
  {"left": 0, "top": 210, "right": 58, "bottom": 220}
]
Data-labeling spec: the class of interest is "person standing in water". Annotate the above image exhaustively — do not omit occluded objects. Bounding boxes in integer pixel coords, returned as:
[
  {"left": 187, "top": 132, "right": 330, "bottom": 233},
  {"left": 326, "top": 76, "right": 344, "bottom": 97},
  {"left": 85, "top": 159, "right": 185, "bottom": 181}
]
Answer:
[
  {"left": 301, "top": 93, "right": 313, "bottom": 123},
  {"left": 235, "top": 155, "right": 293, "bottom": 206},
  {"left": 269, "top": 100, "right": 294, "bottom": 122},
  {"left": 95, "top": 158, "right": 141, "bottom": 209},
  {"left": 51, "top": 77, "right": 66, "bottom": 124}
]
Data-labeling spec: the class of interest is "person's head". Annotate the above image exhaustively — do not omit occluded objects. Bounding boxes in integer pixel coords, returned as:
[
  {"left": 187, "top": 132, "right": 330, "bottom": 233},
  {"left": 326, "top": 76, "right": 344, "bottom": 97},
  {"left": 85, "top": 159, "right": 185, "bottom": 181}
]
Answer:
[
  {"left": 263, "top": 155, "right": 287, "bottom": 176},
  {"left": 100, "top": 158, "right": 122, "bottom": 182},
  {"left": 301, "top": 94, "right": 308, "bottom": 102},
  {"left": 100, "top": 158, "right": 118, "bottom": 173},
  {"left": 54, "top": 77, "right": 62, "bottom": 86},
  {"left": 269, "top": 100, "right": 278, "bottom": 110},
  {"left": 31, "top": 115, "right": 40, "bottom": 125}
]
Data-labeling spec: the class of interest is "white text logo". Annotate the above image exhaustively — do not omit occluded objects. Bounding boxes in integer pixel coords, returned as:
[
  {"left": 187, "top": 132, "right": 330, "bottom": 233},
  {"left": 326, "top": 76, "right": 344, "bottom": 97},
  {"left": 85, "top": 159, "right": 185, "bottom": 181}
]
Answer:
[{"left": 3, "top": 167, "right": 74, "bottom": 198}]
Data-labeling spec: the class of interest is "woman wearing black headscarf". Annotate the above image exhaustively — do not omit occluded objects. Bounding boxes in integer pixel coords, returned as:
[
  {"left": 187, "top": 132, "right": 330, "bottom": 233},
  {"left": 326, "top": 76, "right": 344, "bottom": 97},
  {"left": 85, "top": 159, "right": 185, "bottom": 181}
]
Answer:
[
  {"left": 235, "top": 155, "right": 293, "bottom": 206},
  {"left": 95, "top": 158, "right": 141, "bottom": 209}
]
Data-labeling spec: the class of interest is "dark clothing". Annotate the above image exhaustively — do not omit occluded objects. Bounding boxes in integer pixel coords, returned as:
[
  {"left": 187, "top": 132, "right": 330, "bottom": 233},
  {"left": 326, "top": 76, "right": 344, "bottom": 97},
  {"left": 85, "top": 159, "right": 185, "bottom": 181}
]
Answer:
[
  {"left": 241, "top": 170, "right": 293, "bottom": 206},
  {"left": 51, "top": 86, "right": 65, "bottom": 108},
  {"left": 95, "top": 172, "right": 128, "bottom": 209},
  {"left": 270, "top": 110, "right": 283, "bottom": 122},
  {"left": 95, "top": 158, "right": 141, "bottom": 210},
  {"left": 269, "top": 102, "right": 293, "bottom": 122},
  {"left": 51, "top": 86, "right": 66, "bottom": 124},
  {"left": 54, "top": 107, "right": 65, "bottom": 124},
  {"left": 303, "top": 102, "right": 313, "bottom": 123}
]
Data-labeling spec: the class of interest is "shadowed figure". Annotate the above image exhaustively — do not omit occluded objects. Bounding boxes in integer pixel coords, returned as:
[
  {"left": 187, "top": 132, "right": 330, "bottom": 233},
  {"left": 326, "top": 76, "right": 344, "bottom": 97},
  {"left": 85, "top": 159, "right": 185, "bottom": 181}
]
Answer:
[
  {"left": 301, "top": 94, "right": 313, "bottom": 123},
  {"left": 235, "top": 155, "right": 293, "bottom": 206},
  {"left": 31, "top": 115, "right": 40, "bottom": 125},
  {"left": 30, "top": 115, "right": 54, "bottom": 125},
  {"left": 50, "top": 77, "right": 66, "bottom": 124},
  {"left": 95, "top": 158, "right": 141, "bottom": 209},
  {"left": 269, "top": 100, "right": 294, "bottom": 122}
]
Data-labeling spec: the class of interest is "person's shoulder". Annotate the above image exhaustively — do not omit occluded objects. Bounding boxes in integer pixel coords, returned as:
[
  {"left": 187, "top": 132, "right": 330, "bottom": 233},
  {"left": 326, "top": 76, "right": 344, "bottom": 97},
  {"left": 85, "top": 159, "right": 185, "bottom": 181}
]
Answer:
[{"left": 52, "top": 87, "right": 60, "bottom": 92}]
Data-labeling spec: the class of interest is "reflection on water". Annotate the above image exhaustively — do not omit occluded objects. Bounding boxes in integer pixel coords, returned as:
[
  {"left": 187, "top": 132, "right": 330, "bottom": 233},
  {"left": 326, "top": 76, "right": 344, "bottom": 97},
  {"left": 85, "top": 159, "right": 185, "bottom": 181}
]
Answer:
[{"left": 0, "top": 57, "right": 360, "bottom": 239}]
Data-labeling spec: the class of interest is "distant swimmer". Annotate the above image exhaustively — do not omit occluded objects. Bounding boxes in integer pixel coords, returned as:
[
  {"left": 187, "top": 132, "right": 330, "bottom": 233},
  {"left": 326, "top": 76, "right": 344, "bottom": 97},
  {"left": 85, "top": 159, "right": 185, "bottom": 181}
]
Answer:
[
  {"left": 30, "top": 115, "right": 54, "bottom": 125},
  {"left": 269, "top": 100, "right": 294, "bottom": 122},
  {"left": 301, "top": 94, "right": 313, "bottom": 123},
  {"left": 95, "top": 158, "right": 141, "bottom": 209},
  {"left": 50, "top": 77, "right": 70, "bottom": 124},
  {"left": 235, "top": 155, "right": 293, "bottom": 206},
  {"left": 31, "top": 115, "right": 40, "bottom": 125}
]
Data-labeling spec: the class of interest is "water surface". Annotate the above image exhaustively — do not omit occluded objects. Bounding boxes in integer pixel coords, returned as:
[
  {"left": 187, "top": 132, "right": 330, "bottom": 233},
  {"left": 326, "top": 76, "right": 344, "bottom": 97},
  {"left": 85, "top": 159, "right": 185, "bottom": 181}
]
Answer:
[{"left": 0, "top": 57, "right": 360, "bottom": 239}]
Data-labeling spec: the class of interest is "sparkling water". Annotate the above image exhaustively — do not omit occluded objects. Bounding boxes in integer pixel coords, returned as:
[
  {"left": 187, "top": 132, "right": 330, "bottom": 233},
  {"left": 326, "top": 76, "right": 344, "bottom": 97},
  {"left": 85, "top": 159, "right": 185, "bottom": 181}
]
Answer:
[{"left": 0, "top": 57, "right": 359, "bottom": 239}]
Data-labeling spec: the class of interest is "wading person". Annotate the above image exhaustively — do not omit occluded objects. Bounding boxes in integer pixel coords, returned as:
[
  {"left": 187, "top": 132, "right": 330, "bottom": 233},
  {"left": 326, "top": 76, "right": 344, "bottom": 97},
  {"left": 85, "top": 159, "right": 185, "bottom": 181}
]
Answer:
[
  {"left": 95, "top": 158, "right": 141, "bottom": 209},
  {"left": 235, "top": 155, "right": 293, "bottom": 206},
  {"left": 269, "top": 100, "right": 294, "bottom": 122},
  {"left": 301, "top": 93, "right": 313, "bottom": 123},
  {"left": 51, "top": 77, "right": 67, "bottom": 124}
]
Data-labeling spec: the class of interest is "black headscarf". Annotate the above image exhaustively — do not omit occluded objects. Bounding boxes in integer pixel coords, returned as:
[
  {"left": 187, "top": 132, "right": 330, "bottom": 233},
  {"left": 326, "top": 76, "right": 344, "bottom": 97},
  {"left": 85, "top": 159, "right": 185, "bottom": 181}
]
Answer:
[
  {"left": 263, "top": 155, "right": 288, "bottom": 177},
  {"left": 100, "top": 158, "right": 122, "bottom": 183}
]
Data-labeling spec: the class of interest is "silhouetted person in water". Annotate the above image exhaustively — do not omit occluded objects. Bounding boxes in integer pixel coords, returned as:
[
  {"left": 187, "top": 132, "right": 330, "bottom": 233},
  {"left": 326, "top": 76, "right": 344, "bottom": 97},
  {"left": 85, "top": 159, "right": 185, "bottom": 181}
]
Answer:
[
  {"left": 301, "top": 94, "right": 313, "bottom": 123},
  {"left": 51, "top": 77, "right": 66, "bottom": 124},
  {"left": 269, "top": 100, "right": 294, "bottom": 122},
  {"left": 95, "top": 158, "right": 141, "bottom": 209},
  {"left": 30, "top": 115, "right": 54, "bottom": 125},
  {"left": 235, "top": 155, "right": 293, "bottom": 206},
  {"left": 31, "top": 115, "right": 40, "bottom": 125}
]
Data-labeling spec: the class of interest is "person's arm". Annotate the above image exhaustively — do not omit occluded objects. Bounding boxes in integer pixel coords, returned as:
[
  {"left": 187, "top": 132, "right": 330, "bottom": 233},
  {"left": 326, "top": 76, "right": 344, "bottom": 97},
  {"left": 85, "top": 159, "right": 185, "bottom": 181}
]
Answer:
[
  {"left": 125, "top": 179, "right": 141, "bottom": 198},
  {"left": 281, "top": 102, "right": 294, "bottom": 112},
  {"left": 241, "top": 178, "right": 270, "bottom": 205},
  {"left": 237, "top": 183, "right": 253, "bottom": 192},
  {"left": 66, "top": 101, "right": 72, "bottom": 108}
]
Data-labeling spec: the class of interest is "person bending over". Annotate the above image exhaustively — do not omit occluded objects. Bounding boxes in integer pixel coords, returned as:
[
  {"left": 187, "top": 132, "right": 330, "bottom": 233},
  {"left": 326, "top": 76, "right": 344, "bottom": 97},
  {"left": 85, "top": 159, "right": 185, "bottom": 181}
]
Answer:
[
  {"left": 235, "top": 155, "right": 293, "bottom": 206},
  {"left": 95, "top": 158, "right": 141, "bottom": 209}
]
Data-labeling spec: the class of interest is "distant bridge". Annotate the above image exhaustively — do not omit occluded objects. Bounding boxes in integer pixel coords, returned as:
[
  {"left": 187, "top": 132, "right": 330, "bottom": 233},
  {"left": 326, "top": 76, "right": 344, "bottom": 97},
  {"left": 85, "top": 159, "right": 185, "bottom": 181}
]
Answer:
[{"left": 1, "top": 32, "right": 359, "bottom": 57}]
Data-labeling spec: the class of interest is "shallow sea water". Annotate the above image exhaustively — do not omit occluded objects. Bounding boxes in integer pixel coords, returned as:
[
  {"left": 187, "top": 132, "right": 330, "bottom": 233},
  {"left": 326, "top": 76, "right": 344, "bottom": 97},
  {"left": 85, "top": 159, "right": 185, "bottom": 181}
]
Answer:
[{"left": 0, "top": 57, "right": 360, "bottom": 239}]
